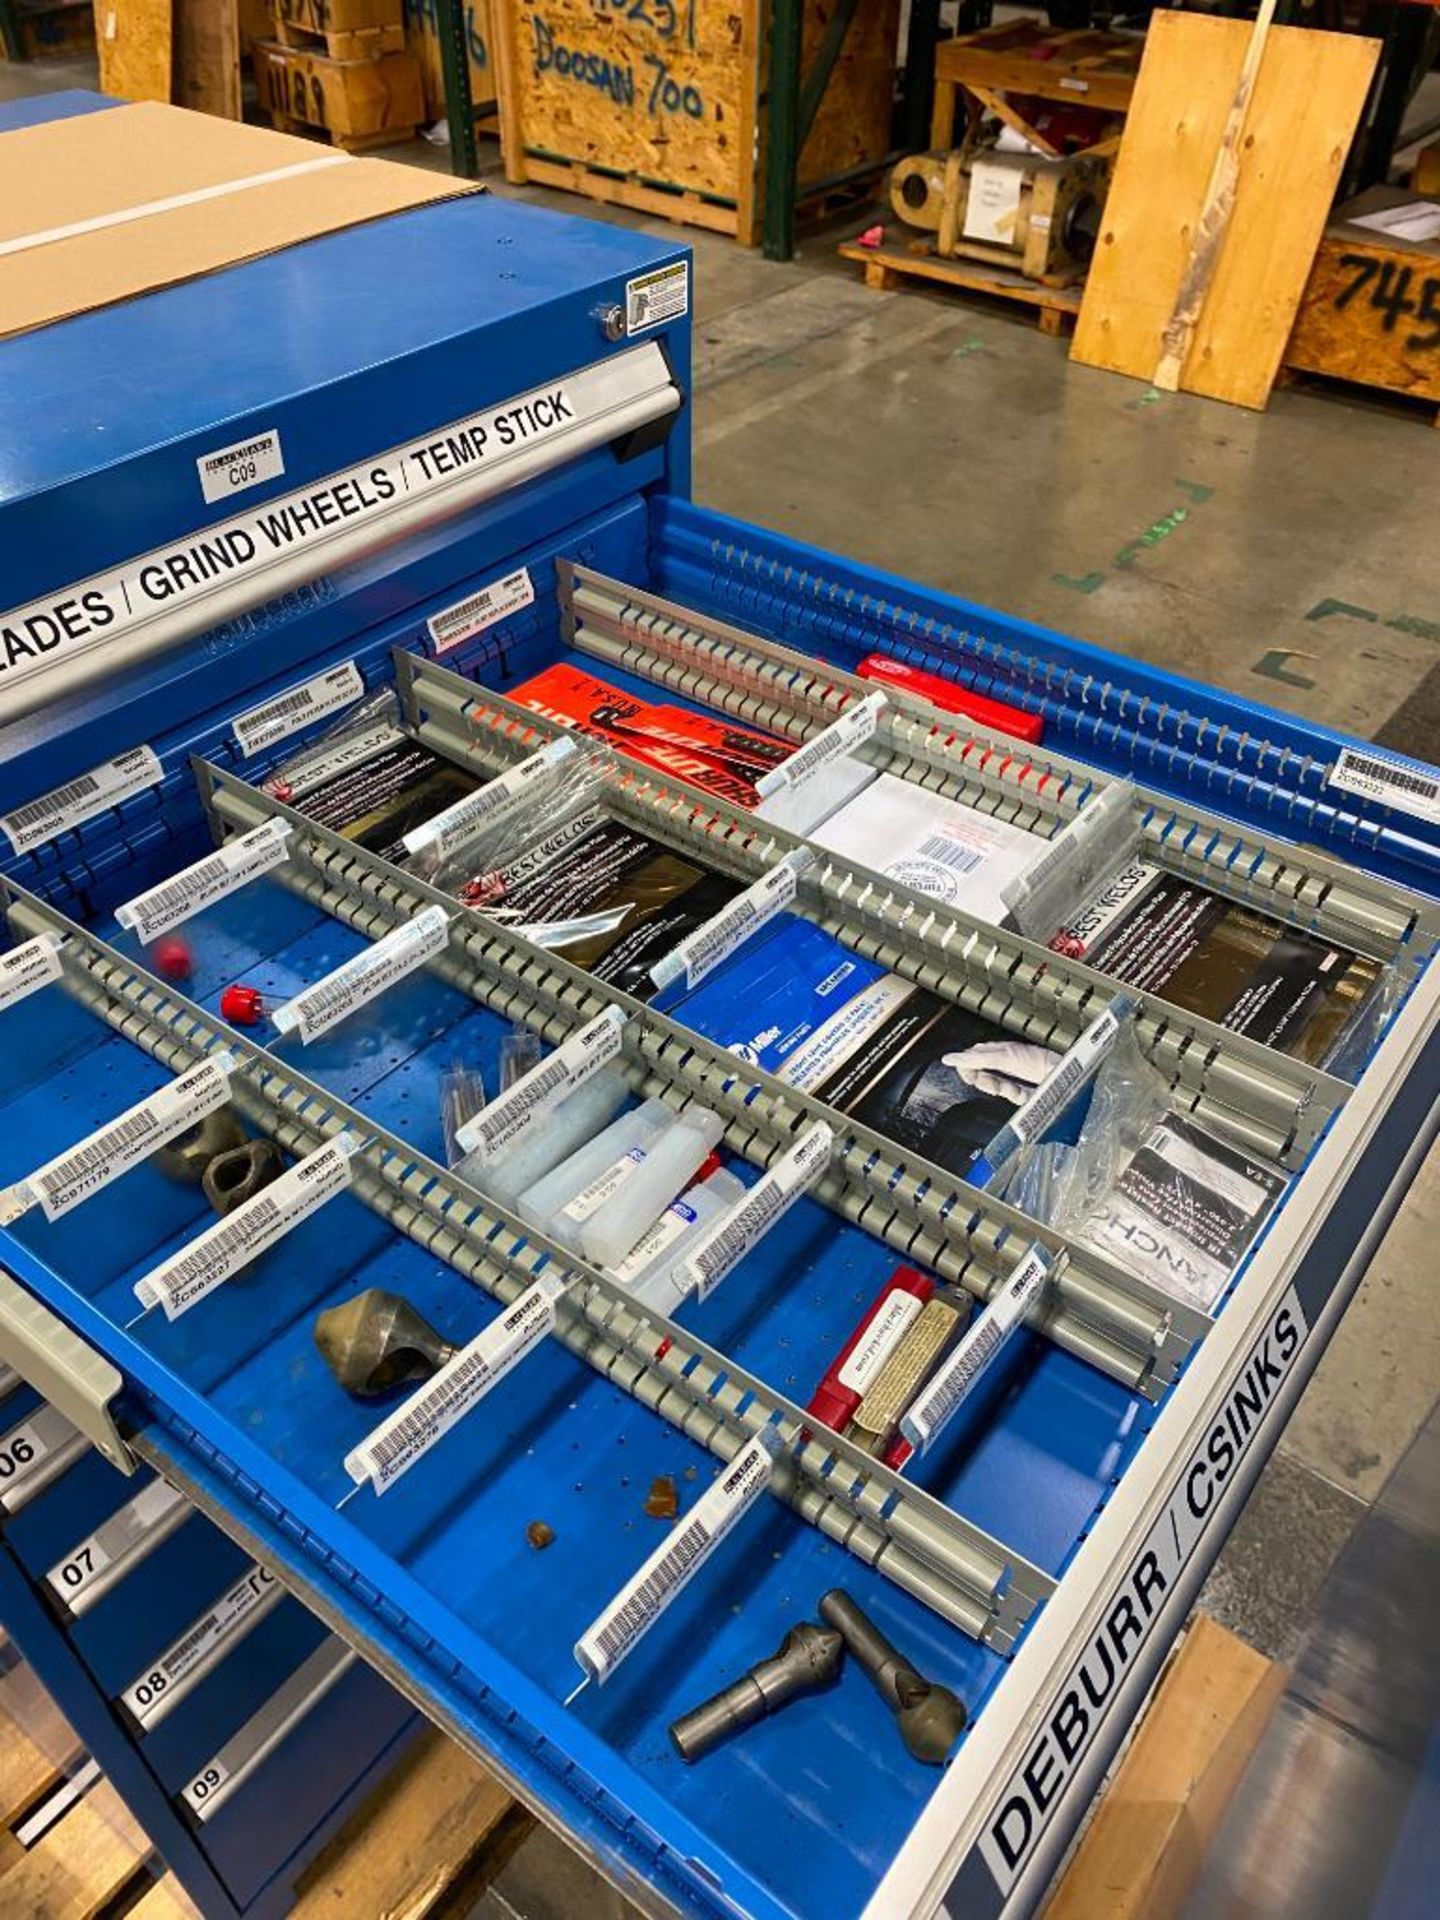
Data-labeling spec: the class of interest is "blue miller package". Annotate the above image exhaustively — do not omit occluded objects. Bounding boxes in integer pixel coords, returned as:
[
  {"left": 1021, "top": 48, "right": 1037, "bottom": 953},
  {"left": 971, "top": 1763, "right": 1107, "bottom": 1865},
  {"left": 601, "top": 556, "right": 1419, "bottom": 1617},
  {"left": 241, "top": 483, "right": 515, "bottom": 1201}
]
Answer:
[{"left": 676, "top": 918, "right": 1063, "bottom": 1181}]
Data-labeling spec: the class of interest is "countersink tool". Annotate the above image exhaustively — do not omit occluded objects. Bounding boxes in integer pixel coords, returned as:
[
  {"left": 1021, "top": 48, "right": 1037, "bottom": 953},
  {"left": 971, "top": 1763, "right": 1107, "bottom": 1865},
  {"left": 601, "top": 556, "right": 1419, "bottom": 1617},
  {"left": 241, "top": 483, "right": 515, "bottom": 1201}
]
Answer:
[
  {"left": 668, "top": 1621, "right": 844, "bottom": 1762},
  {"left": 819, "top": 1590, "right": 967, "bottom": 1765},
  {"left": 154, "top": 1108, "right": 248, "bottom": 1185},
  {"left": 314, "top": 1289, "right": 459, "bottom": 1397},
  {"left": 202, "top": 1139, "right": 286, "bottom": 1216}
]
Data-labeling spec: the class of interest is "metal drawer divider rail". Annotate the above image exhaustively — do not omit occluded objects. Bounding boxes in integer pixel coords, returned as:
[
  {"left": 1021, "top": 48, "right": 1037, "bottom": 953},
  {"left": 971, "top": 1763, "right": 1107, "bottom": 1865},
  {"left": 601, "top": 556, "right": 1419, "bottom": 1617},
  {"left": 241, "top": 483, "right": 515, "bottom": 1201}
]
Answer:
[
  {"left": 1, "top": 881, "right": 1054, "bottom": 1651},
  {"left": 560, "top": 563, "right": 1439, "bottom": 970},
  {"left": 396, "top": 650, "right": 1340, "bottom": 1169},
  {"left": 652, "top": 508, "right": 1440, "bottom": 890},
  {"left": 198, "top": 759, "right": 1204, "bottom": 1400}
]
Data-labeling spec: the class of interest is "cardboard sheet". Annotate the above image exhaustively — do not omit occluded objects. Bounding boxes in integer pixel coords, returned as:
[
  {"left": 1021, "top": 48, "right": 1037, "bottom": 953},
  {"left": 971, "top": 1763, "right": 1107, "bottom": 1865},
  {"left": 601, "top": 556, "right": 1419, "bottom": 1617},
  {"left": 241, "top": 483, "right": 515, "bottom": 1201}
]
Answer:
[{"left": 0, "top": 101, "right": 477, "bottom": 339}]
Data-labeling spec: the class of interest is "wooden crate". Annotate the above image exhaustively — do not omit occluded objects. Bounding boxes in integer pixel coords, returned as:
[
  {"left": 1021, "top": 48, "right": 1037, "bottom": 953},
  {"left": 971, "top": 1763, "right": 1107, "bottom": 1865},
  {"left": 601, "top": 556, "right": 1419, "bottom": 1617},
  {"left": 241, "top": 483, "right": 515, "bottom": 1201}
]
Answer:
[
  {"left": 254, "top": 38, "right": 425, "bottom": 147},
  {"left": 272, "top": 0, "right": 406, "bottom": 60},
  {"left": 1284, "top": 188, "right": 1440, "bottom": 427},
  {"left": 11, "top": 0, "right": 94, "bottom": 59},
  {"left": 404, "top": 0, "right": 495, "bottom": 125},
  {"left": 491, "top": 0, "right": 901, "bottom": 245}
]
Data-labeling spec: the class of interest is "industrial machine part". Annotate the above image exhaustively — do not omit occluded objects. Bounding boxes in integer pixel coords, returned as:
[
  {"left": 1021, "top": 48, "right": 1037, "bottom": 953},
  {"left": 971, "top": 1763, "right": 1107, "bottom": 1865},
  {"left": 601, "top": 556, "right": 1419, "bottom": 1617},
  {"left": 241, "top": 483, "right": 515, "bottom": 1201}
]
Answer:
[
  {"left": 202, "top": 1139, "right": 286, "bottom": 1217},
  {"left": 820, "top": 1590, "right": 968, "bottom": 1765},
  {"left": 154, "top": 1108, "right": 248, "bottom": 1185},
  {"left": 888, "top": 148, "right": 1111, "bottom": 285},
  {"left": 669, "top": 1621, "right": 844, "bottom": 1762},
  {"left": 314, "top": 1290, "right": 459, "bottom": 1397}
]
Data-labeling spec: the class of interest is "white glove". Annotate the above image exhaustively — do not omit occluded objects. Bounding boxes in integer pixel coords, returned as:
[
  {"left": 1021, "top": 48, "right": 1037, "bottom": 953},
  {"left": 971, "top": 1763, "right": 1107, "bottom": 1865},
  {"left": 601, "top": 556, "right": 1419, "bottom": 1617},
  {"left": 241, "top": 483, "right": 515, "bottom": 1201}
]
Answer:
[{"left": 941, "top": 1041, "right": 1058, "bottom": 1106}]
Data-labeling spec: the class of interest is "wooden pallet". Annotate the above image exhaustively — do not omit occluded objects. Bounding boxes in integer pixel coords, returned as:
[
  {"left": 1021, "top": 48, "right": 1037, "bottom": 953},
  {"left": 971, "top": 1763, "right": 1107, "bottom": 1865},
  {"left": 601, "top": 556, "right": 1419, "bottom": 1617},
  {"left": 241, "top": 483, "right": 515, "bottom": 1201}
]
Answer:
[
  {"left": 839, "top": 238, "right": 1084, "bottom": 336},
  {"left": 0, "top": 1687, "right": 523, "bottom": 1919}
]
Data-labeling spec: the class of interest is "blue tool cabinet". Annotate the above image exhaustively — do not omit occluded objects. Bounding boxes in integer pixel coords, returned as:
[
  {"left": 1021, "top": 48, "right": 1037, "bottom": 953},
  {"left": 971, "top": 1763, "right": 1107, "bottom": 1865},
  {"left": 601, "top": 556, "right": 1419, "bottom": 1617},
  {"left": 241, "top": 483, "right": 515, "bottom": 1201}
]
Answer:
[{"left": 2, "top": 90, "right": 1438, "bottom": 1920}]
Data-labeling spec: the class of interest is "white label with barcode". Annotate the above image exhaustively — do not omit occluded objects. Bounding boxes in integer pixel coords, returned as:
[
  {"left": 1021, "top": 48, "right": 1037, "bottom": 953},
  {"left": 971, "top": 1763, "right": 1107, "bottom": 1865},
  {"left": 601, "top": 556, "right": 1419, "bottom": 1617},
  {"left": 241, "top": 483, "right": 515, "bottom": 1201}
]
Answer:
[
  {"left": 47, "top": 1478, "right": 186, "bottom": 1611},
  {"left": 902, "top": 1244, "right": 1051, "bottom": 1455},
  {"left": 561, "top": 1147, "right": 647, "bottom": 1225},
  {"left": 575, "top": 1434, "right": 774, "bottom": 1683},
  {"left": 1327, "top": 746, "right": 1440, "bottom": 824},
  {"left": 0, "top": 746, "right": 163, "bottom": 855},
  {"left": 9, "top": 1053, "right": 234, "bottom": 1224},
  {"left": 134, "top": 1134, "right": 357, "bottom": 1320},
  {"left": 0, "top": 1404, "right": 78, "bottom": 1511},
  {"left": 456, "top": 1008, "right": 626, "bottom": 1165},
  {"left": 1005, "top": 1000, "right": 1129, "bottom": 1151},
  {"left": 197, "top": 429, "right": 284, "bottom": 506},
  {"left": 651, "top": 852, "right": 810, "bottom": 993},
  {"left": 232, "top": 662, "right": 364, "bottom": 758},
  {"left": 402, "top": 735, "right": 575, "bottom": 860},
  {"left": 0, "top": 934, "right": 63, "bottom": 1013},
  {"left": 427, "top": 567, "right": 536, "bottom": 652},
  {"left": 116, "top": 821, "right": 293, "bottom": 942},
  {"left": 755, "top": 694, "right": 886, "bottom": 799},
  {"left": 272, "top": 906, "right": 449, "bottom": 1042},
  {"left": 626, "top": 260, "right": 689, "bottom": 335},
  {"left": 123, "top": 1565, "right": 279, "bottom": 1727},
  {"left": 346, "top": 1274, "right": 565, "bottom": 1493},
  {"left": 682, "top": 1123, "right": 832, "bottom": 1301}
]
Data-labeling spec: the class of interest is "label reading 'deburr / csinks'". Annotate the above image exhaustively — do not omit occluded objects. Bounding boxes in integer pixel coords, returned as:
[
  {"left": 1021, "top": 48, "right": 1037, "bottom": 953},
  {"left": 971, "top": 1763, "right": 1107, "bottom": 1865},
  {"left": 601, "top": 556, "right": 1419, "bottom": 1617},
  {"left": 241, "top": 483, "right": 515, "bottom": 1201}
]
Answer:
[
  {"left": 116, "top": 820, "right": 292, "bottom": 942},
  {"left": 456, "top": 1007, "right": 626, "bottom": 1166},
  {"left": 681, "top": 1123, "right": 833, "bottom": 1301},
  {"left": 272, "top": 907, "right": 449, "bottom": 1043}
]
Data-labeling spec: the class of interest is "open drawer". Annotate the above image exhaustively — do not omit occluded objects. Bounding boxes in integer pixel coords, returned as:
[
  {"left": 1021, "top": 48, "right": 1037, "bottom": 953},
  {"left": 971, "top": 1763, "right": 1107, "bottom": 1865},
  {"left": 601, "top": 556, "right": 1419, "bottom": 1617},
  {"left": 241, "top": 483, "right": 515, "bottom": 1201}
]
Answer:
[{"left": 1, "top": 495, "right": 1436, "bottom": 1920}]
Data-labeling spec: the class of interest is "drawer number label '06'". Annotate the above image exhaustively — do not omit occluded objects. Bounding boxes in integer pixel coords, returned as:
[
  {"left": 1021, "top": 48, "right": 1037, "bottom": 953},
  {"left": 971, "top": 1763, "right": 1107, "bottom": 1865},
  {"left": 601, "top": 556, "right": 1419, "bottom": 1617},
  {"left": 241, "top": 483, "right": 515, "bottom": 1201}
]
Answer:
[{"left": 974, "top": 1287, "right": 1307, "bottom": 1897}]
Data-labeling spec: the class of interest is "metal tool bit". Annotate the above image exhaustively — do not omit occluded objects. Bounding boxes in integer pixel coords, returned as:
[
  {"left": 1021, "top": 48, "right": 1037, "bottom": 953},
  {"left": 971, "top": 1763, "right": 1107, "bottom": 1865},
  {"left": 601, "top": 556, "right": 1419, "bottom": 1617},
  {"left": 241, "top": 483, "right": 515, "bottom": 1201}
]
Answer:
[
  {"left": 202, "top": 1138, "right": 285, "bottom": 1216},
  {"left": 669, "top": 1622, "right": 844, "bottom": 1763},
  {"left": 820, "top": 1590, "right": 967, "bottom": 1765},
  {"left": 154, "top": 1108, "right": 247, "bottom": 1185},
  {"left": 314, "top": 1290, "right": 459, "bottom": 1398}
]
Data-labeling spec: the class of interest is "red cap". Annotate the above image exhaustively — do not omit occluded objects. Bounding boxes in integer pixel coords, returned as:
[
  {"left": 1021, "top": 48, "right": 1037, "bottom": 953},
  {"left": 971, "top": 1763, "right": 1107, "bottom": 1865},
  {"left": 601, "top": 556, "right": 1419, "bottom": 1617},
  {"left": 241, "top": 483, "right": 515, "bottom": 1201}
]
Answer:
[
  {"left": 220, "top": 984, "right": 265, "bottom": 1026},
  {"left": 152, "top": 936, "right": 194, "bottom": 983}
]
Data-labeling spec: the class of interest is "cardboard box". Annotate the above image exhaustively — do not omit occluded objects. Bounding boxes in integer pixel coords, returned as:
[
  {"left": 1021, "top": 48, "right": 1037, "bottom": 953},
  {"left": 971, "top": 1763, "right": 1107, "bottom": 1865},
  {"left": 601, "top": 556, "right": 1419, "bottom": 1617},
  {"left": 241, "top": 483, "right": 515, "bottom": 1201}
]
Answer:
[{"left": 0, "top": 101, "right": 475, "bottom": 340}]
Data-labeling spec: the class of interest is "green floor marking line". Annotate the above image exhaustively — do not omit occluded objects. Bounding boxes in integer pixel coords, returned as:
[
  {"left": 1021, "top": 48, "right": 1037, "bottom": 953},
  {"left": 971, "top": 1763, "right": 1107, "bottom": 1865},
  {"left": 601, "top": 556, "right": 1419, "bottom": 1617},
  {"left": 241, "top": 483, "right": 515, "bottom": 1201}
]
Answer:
[
  {"left": 1253, "top": 649, "right": 1317, "bottom": 690},
  {"left": 1387, "top": 613, "right": 1440, "bottom": 645},
  {"left": 1115, "top": 506, "right": 1189, "bottom": 569},
  {"left": 1305, "top": 599, "right": 1377, "bottom": 625},
  {"left": 1053, "top": 571, "right": 1106, "bottom": 594},
  {"left": 1124, "top": 388, "right": 1164, "bottom": 410}
]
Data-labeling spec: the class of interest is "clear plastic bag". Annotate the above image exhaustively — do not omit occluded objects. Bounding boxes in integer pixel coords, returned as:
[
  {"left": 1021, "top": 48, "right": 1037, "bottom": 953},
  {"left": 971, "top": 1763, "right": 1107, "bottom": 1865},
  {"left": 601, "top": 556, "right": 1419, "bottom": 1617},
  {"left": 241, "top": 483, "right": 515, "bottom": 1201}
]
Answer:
[
  {"left": 439, "top": 1062, "right": 487, "bottom": 1168},
  {"left": 999, "top": 1027, "right": 1288, "bottom": 1314},
  {"left": 262, "top": 689, "right": 406, "bottom": 803},
  {"left": 424, "top": 739, "right": 613, "bottom": 898}
]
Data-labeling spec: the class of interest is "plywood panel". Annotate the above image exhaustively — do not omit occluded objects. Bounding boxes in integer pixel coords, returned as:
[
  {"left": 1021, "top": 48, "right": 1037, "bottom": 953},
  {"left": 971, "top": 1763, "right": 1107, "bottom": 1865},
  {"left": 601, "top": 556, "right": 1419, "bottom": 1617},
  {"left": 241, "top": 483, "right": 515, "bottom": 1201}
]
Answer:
[
  {"left": 404, "top": 0, "right": 493, "bottom": 125},
  {"left": 95, "top": 0, "right": 173, "bottom": 104},
  {"left": 1072, "top": 16, "right": 1378, "bottom": 408},
  {"left": 174, "top": 0, "right": 242, "bottom": 119}
]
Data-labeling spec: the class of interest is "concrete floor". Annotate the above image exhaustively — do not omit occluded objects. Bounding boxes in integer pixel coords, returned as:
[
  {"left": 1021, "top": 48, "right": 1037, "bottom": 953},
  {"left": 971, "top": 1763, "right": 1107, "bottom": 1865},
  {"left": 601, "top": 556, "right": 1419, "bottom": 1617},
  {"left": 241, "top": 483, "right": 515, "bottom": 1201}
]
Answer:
[{"left": 5, "top": 46, "right": 1440, "bottom": 1916}]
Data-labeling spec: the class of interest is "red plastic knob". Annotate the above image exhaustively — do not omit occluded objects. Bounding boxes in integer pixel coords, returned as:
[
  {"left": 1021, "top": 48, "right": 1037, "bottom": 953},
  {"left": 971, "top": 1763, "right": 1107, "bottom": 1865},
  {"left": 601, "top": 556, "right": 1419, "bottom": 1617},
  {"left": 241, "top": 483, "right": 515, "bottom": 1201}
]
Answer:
[
  {"left": 152, "top": 937, "right": 194, "bottom": 983},
  {"left": 220, "top": 985, "right": 265, "bottom": 1027}
]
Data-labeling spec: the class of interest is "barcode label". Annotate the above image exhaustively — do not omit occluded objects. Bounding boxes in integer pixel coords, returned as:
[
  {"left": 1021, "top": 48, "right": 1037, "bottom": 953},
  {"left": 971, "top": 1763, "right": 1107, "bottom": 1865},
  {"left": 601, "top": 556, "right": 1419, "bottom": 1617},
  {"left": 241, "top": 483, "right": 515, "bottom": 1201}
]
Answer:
[
  {"left": 1328, "top": 746, "right": 1440, "bottom": 825},
  {"left": 273, "top": 906, "right": 449, "bottom": 1043},
  {"left": 402, "top": 735, "right": 576, "bottom": 860},
  {"left": 14, "top": 1054, "right": 234, "bottom": 1224},
  {"left": 346, "top": 1275, "right": 565, "bottom": 1493},
  {"left": 427, "top": 566, "right": 536, "bottom": 652},
  {"left": 682, "top": 1123, "right": 832, "bottom": 1301},
  {"left": 1006, "top": 999, "right": 1129, "bottom": 1151},
  {"left": 197, "top": 428, "right": 284, "bottom": 505},
  {"left": 123, "top": 1566, "right": 278, "bottom": 1728},
  {"left": 914, "top": 833, "right": 985, "bottom": 876},
  {"left": 456, "top": 1008, "right": 626, "bottom": 1164},
  {"left": 755, "top": 694, "right": 885, "bottom": 799},
  {"left": 0, "top": 1404, "right": 78, "bottom": 1512},
  {"left": 0, "top": 746, "right": 162, "bottom": 854},
  {"left": 47, "top": 1478, "right": 186, "bottom": 1612},
  {"left": 116, "top": 820, "right": 293, "bottom": 942},
  {"left": 575, "top": 1434, "right": 774, "bottom": 1683},
  {"left": 651, "top": 851, "right": 811, "bottom": 993},
  {"left": 902, "top": 1244, "right": 1051, "bottom": 1454},
  {"left": 134, "top": 1134, "right": 357, "bottom": 1320},
  {"left": 0, "top": 934, "right": 63, "bottom": 1013},
  {"left": 232, "top": 661, "right": 363, "bottom": 757}
]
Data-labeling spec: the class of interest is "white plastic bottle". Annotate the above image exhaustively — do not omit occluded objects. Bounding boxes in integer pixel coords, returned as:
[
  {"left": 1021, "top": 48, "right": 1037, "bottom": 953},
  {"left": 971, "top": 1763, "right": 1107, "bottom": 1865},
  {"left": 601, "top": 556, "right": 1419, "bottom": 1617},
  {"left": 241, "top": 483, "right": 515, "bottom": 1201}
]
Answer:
[
  {"left": 521, "top": 1097, "right": 673, "bottom": 1246},
  {"left": 457, "top": 1062, "right": 628, "bottom": 1211},
  {"left": 580, "top": 1108, "right": 725, "bottom": 1271},
  {"left": 614, "top": 1166, "right": 747, "bottom": 1310}
]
